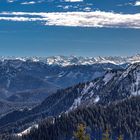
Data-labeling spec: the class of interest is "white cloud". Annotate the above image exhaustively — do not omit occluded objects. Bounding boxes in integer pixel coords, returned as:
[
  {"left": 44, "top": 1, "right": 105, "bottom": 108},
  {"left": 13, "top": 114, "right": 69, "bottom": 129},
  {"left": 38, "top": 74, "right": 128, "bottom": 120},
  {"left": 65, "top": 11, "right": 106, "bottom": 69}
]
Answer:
[
  {"left": 7, "top": 0, "right": 44, "bottom": 4},
  {"left": 117, "top": 1, "right": 140, "bottom": 7},
  {"left": 117, "top": 3, "right": 133, "bottom": 7},
  {"left": 21, "top": 0, "right": 45, "bottom": 5},
  {"left": 0, "top": 16, "right": 42, "bottom": 22},
  {"left": 83, "top": 7, "right": 92, "bottom": 12},
  {"left": 7, "top": 0, "right": 15, "bottom": 3},
  {"left": 64, "top": 0, "right": 83, "bottom": 2},
  {"left": 0, "top": 11, "right": 140, "bottom": 28},
  {"left": 21, "top": 1, "right": 36, "bottom": 5},
  {"left": 135, "top": 1, "right": 140, "bottom": 6}
]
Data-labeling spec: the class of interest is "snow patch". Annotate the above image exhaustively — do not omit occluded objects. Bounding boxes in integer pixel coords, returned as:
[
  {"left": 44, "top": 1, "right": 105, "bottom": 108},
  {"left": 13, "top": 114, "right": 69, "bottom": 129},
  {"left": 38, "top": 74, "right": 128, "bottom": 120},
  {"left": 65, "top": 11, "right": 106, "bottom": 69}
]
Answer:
[
  {"left": 7, "top": 79, "right": 11, "bottom": 88},
  {"left": 69, "top": 82, "right": 95, "bottom": 110},
  {"left": 52, "top": 118, "right": 55, "bottom": 124},
  {"left": 81, "top": 82, "right": 94, "bottom": 95},
  {"left": 103, "top": 73, "right": 115, "bottom": 85},
  {"left": 94, "top": 96, "right": 100, "bottom": 103},
  {"left": 17, "top": 124, "right": 38, "bottom": 137},
  {"left": 69, "top": 97, "right": 81, "bottom": 110},
  {"left": 131, "top": 71, "right": 140, "bottom": 96}
]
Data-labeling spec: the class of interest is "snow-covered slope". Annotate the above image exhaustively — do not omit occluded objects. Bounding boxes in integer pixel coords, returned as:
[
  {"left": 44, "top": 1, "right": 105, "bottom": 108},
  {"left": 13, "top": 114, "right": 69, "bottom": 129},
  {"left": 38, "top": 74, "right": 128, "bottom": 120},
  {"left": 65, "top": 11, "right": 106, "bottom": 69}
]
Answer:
[{"left": 17, "top": 124, "right": 38, "bottom": 137}]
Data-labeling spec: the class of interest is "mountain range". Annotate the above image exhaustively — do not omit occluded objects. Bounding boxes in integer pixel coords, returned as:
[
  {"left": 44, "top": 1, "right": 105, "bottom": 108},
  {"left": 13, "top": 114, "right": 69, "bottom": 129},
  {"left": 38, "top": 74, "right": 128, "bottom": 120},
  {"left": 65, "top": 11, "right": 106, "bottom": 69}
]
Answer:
[
  {"left": 0, "top": 55, "right": 140, "bottom": 115},
  {"left": 0, "top": 55, "right": 140, "bottom": 140},
  {"left": 0, "top": 57, "right": 126, "bottom": 115},
  {"left": 0, "top": 61, "right": 140, "bottom": 139},
  {"left": 1, "top": 54, "right": 140, "bottom": 66}
]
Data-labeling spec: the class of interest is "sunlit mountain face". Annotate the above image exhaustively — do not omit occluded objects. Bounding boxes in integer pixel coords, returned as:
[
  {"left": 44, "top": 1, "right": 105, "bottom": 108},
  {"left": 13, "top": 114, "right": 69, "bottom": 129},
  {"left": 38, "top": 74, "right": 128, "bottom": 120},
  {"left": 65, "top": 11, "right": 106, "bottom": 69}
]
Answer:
[{"left": 0, "top": 0, "right": 140, "bottom": 57}]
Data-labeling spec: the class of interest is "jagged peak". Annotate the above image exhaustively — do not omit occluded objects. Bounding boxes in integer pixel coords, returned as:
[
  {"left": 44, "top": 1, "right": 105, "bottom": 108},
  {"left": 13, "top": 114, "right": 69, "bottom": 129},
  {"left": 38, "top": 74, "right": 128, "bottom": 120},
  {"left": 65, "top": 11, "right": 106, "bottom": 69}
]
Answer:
[{"left": 0, "top": 54, "right": 140, "bottom": 66}]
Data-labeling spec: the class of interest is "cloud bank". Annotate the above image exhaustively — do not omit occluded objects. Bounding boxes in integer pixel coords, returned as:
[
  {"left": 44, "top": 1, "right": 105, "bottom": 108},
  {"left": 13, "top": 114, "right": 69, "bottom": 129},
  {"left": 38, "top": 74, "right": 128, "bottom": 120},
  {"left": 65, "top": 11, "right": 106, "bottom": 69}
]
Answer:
[
  {"left": 0, "top": 11, "right": 140, "bottom": 28},
  {"left": 135, "top": 1, "right": 140, "bottom": 6}
]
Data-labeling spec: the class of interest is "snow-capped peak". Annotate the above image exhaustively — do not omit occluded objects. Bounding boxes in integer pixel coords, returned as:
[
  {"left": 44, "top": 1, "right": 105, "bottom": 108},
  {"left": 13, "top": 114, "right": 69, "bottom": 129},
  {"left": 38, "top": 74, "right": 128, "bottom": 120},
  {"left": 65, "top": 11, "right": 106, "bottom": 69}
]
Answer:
[{"left": 0, "top": 54, "right": 140, "bottom": 66}]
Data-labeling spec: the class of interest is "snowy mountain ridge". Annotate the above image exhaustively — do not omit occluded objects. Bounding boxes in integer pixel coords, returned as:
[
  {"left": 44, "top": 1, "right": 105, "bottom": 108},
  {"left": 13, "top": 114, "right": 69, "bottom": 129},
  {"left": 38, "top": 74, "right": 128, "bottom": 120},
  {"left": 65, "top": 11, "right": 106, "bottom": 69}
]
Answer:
[
  {"left": 0, "top": 54, "right": 140, "bottom": 66},
  {"left": 68, "top": 63, "right": 140, "bottom": 111}
]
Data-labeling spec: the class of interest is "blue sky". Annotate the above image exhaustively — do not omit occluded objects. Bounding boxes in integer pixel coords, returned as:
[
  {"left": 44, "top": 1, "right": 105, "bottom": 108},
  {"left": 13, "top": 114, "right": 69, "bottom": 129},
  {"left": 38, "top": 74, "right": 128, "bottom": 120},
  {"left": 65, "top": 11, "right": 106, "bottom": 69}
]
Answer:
[{"left": 0, "top": 0, "right": 140, "bottom": 57}]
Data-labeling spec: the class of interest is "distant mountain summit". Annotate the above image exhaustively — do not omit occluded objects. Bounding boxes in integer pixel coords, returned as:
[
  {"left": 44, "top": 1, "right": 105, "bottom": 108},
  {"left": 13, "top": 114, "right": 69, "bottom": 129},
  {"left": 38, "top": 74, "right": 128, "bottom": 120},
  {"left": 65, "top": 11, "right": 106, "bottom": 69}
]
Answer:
[{"left": 0, "top": 54, "right": 140, "bottom": 66}]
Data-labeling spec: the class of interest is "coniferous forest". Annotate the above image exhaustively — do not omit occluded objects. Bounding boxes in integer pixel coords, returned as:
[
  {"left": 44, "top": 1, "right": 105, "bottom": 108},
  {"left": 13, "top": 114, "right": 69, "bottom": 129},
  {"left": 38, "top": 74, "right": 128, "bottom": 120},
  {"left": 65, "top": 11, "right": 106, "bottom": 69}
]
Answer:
[{"left": 1, "top": 96, "right": 140, "bottom": 140}]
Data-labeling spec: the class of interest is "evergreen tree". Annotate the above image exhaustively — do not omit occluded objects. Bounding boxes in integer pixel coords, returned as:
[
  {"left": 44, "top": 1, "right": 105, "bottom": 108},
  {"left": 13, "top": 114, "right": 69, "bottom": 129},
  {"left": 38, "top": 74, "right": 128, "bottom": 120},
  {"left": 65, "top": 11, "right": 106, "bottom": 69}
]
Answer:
[
  {"left": 117, "top": 135, "right": 123, "bottom": 140},
  {"left": 74, "top": 124, "right": 90, "bottom": 140},
  {"left": 102, "top": 129, "right": 110, "bottom": 140}
]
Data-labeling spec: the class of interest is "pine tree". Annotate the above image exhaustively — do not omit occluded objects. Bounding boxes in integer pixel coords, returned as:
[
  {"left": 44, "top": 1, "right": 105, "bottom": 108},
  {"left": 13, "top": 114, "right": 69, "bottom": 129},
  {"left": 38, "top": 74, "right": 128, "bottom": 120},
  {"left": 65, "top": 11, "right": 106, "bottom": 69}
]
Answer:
[
  {"left": 74, "top": 124, "right": 90, "bottom": 140},
  {"left": 118, "top": 135, "right": 123, "bottom": 140},
  {"left": 102, "top": 129, "right": 110, "bottom": 140}
]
